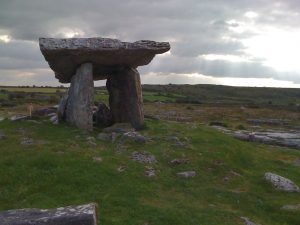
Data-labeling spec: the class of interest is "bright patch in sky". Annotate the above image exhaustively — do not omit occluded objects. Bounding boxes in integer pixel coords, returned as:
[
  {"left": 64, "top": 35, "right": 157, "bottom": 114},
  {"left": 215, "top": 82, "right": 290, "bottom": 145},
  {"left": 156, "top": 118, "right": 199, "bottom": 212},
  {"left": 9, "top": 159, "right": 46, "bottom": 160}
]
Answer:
[
  {"left": 202, "top": 54, "right": 249, "bottom": 62},
  {"left": 244, "top": 11, "right": 259, "bottom": 19},
  {"left": 0, "top": 35, "right": 11, "bottom": 43},
  {"left": 243, "top": 28, "right": 300, "bottom": 72}
]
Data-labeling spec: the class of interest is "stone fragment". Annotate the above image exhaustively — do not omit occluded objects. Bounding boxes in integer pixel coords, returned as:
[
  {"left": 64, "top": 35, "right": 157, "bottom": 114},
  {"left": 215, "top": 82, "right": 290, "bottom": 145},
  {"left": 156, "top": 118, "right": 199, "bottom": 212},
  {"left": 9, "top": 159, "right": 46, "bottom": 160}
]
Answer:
[
  {"left": 170, "top": 159, "right": 190, "bottom": 166},
  {"left": 87, "top": 136, "right": 97, "bottom": 146},
  {"left": 0, "top": 203, "right": 98, "bottom": 225},
  {"left": 145, "top": 166, "right": 156, "bottom": 177},
  {"left": 65, "top": 63, "right": 94, "bottom": 131},
  {"left": 32, "top": 107, "right": 57, "bottom": 116},
  {"left": 50, "top": 115, "right": 58, "bottom": 124},
  {"left": 130, "top": 151, "right": 156, "bottom": 164},
  {"left": 122, "top": 131, "right": 147, "bottom": 143},
  {"left": 20, "top": 137, "right": 34, "bottom": 146},
  {"left": 281, "top": 204, "right": 300, "bottom": 211},
  {"left": 10, "top": 115, "right": 29, "bottom": 122},
  {"left": 117, "top": 165, "right": 127, "bottom": 172},
  {"left": 93, "top": 157, "right": 103, "bottom": 163},
  {"left": 240, "top": 217, "right": 261, "bottom": 225},
  {"left": 94, "top": 103, "right": 113, "bottom": 127},
  {"left": 176, "top": 171, "right": 196, "bottom": 178},
  {"left": 264, "top": 172, "right": 299, "bottom": 192},
  {"left": 106, "top": 68, "right": 144, "bottom": 129},
  {"left": 39, "top": 37, "right": 170, "bottom": 83}
]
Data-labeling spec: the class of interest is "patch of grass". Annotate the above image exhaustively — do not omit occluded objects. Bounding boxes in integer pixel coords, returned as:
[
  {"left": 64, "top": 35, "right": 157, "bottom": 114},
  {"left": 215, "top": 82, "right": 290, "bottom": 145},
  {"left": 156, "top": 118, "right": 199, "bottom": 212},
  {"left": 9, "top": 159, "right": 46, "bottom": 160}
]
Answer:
[{"left": 1, "top": 119, "right": 300, "bottom": 224}]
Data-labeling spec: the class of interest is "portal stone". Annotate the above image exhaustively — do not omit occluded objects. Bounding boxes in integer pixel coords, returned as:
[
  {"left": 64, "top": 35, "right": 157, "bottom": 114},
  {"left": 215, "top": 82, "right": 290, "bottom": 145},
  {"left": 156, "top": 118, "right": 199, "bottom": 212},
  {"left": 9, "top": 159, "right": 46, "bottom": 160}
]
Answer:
[
  {"left": 107, "top": 67, "right": 144, "bottom": 129},
  {"left": 66, "top": 63, "right": 94, "bottom": 130}
]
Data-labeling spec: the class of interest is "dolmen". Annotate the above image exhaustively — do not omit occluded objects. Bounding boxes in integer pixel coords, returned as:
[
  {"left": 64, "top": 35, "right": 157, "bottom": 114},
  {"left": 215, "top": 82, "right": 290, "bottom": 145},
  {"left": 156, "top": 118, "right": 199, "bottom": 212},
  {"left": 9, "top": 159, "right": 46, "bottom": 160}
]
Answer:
[{"left": 39, "top": 37, "right": 170, "bottom": 130}]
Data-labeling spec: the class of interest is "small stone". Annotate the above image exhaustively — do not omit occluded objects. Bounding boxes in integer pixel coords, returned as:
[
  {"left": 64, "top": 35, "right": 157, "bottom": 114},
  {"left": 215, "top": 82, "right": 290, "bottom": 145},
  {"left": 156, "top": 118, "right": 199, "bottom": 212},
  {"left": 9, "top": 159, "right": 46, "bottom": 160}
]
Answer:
[
  {"left": 11, "top": 115, "right": 29, "bottom": 122},
  {"left": 97, "top": 132, "right": 111, "bottom": 141},
  {"left": 117, "top": 165, "right": 127, "bottom": 172},
  {"left": 20, "top": 137, "right": 34, "bottom": 145},
  {"left": 93, "top": 157, "right": 102, "bottom": 163},
  {"left": 240, "top": 217, "right": 261, "bottom": 225},
  {"left": 94, "top": 103, "right": 113, "bottom": 127},
  {"left": 50, "top": 115, "right": 58, "bottom": 124},
  {"left": 123, "top": 131, "right": 147, "bottom": 143},
  {"left": 223, "top": 176, "right": 230, "bottom": 182},
  {"left": 170, "top": 159, "right": 190, "bottom": 166},
  {"left": 130, "top": 151, "right": 156, "bottom": 164},
  {"left": 264, "top": 172, "right": 299, "bottom": 192},
  {"left": 176, "top": 171, "right": 196, "bottom": 178},
  {"left": 87, "top": 137, "right": 97, "bottom": 146},
  {"left": 145, "top": 166, "right": 155, "bottom": 177},
  {"left": 281, "top": 204, "right": 300, "bottom": 211}
]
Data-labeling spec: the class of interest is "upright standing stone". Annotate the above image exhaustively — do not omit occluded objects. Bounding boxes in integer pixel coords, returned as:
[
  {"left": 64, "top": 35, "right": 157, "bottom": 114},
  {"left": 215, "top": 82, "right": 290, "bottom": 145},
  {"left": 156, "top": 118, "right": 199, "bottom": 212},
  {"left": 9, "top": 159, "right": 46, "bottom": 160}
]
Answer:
[
  {"left": 66, "top": 63, "right": 94, "bottom": 130},
  {"left": 106, "top": 67, "right": 144, "bottom": 129}
]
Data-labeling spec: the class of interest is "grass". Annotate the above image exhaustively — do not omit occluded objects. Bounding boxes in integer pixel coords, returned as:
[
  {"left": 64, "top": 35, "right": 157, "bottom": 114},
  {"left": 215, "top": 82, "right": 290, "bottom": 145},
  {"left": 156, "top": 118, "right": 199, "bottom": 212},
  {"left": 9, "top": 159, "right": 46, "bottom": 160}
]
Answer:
[{"left": 1, "top": 118, "right": 300, "bottom": 224}]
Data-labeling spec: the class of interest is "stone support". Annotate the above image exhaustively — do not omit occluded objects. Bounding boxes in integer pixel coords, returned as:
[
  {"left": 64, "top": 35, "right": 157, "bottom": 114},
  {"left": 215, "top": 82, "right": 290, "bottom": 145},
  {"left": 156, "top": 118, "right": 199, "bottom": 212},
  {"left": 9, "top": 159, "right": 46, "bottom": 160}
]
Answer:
[
  {"left": 106, "top": 67, "right": 144, "bottom": 129},
  {"left": 65, "top": 63, "right": 94, "bottom": 130}
]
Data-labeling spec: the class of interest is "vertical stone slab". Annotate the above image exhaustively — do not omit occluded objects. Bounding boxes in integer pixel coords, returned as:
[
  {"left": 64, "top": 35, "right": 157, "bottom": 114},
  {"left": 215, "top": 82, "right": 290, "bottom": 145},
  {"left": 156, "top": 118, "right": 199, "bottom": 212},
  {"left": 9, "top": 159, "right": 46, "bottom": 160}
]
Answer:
[
  {"left": 106, "top": 67, "right": 144, "bottom": 129},
  {"left": 66, "top": 63, "right": 94, "bottom": 130}
]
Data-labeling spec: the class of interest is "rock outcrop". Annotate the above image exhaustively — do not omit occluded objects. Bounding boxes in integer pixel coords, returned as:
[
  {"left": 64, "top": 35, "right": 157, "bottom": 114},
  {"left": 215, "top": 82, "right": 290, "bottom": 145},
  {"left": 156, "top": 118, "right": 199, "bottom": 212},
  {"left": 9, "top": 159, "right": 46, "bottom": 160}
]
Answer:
[{"left": 0, "top": 203, "right": 98, "bottom": 225}]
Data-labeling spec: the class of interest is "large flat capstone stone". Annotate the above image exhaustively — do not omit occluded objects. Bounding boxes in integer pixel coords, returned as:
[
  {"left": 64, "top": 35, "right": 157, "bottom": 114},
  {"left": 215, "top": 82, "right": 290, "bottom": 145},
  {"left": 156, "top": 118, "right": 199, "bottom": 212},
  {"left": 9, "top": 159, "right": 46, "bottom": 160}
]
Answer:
[
  {"left": 39, "top": 38, "right": 170, "bottom": 83},
  {"left": 0, "top": 203, "right": 98, "bottom": 225}
]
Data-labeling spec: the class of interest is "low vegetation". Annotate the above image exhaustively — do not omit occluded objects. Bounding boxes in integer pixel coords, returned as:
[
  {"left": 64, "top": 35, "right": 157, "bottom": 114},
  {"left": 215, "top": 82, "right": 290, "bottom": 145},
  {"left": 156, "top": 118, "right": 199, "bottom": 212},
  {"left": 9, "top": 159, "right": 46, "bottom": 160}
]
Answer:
[{"left": 1, "top": 84, "right": 300, "bottom": 225}]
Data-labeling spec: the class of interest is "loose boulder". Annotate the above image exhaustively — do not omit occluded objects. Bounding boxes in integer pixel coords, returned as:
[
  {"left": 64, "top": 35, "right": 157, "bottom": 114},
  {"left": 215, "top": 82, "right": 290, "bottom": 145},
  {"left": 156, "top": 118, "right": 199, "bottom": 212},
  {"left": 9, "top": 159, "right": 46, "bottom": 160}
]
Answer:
[{"left": 264, "top": 172, "right": 299, "bottom": 192}]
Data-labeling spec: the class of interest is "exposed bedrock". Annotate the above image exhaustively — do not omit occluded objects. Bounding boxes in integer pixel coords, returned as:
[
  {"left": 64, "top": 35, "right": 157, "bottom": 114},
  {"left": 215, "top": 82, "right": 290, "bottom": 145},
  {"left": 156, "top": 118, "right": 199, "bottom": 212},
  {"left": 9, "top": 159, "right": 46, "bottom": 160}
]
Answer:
[
  {"left": 65, "top": 63, "right": 94, "bottom": 131},
  {"left": 106, "top": 67, "right": 144, "bottom": 129}
]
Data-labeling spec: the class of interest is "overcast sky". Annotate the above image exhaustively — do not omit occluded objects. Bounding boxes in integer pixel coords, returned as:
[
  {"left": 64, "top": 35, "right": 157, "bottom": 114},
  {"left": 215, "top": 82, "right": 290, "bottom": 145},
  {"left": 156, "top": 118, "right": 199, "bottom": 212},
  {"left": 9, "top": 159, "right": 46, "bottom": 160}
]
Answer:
[{"left": 1, "top": 0, "right": 300, "bottom": 87}]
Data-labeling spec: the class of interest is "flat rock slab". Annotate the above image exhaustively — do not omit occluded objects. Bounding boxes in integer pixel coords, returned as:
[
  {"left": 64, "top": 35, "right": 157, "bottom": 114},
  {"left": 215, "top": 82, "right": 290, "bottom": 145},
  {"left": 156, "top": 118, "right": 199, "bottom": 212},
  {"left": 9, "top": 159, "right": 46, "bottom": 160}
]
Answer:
[
  {"left": 39, "top": 37, "right": 170, "bottom": 83},
  {"left": 0, "top": 203, "right": 97, "bottom": 225},
  {"left": 264, "top": 172, "right": 299, "bottom": 192}
]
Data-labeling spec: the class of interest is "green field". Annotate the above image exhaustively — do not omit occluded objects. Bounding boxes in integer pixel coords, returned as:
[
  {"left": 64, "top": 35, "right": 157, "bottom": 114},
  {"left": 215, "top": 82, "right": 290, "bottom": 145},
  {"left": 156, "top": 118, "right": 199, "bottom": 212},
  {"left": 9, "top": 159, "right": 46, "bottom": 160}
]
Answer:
[{"left": 1, "top": 85, "right": 300, "bottom": 224}]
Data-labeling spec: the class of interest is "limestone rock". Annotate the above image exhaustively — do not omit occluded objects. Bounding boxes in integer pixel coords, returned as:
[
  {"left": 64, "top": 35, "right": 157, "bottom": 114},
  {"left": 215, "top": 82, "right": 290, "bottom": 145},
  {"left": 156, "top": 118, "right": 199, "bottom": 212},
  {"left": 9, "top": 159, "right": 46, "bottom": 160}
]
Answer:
[
  {"left": 264, "top": 172, "right": 299, "bottom": 192},
  {"left": 176, "top": 171, "right": 196, "bottom": 178},
  {"left": 39, "top": 37, "right": 170, "bottom": 83},
  {"left": 94, "top": 103, "right": 113, "bottom": 127},
  {"left": 122, "top": 131, "right": 147, "bottom": 143},
  {"left": 65, "top": 63, "right": 94, "bottom": 130},
  {"left": 170, "top": 159, "right": 190, "bottom": 166},
  {"left": 130, "top": 151, "right": 156, "bottom": 164},
  {"left": 281, "top": 204, "right": 300, "bottom": 211},
  {"left": 10, "top": 115, "right": 29, "bottom": 122},
  {"left": 106, "top": 68, "right": 144, "bottom": 129},
  {"left": 240, "top": 217, "right": 261, "bottom": 225},
  {"left": 0, "top": 203, "right": 97, "bottom": 225}
]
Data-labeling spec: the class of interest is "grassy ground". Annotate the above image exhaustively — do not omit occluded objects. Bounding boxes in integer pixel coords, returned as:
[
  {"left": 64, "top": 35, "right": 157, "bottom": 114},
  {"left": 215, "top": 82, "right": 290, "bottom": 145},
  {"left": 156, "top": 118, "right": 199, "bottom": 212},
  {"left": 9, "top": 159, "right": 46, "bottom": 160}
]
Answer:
[{"left": 1, "top": 118, "right": 300, "bottom": 224}]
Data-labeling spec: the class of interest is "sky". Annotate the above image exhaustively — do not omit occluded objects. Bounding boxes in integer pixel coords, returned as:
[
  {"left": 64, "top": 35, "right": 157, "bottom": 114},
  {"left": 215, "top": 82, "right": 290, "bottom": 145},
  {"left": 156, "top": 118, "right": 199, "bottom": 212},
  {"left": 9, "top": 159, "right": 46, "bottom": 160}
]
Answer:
[{"left": 0, "top": 0, "right": 300, "bottom": 87}]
